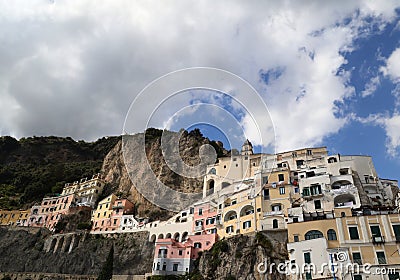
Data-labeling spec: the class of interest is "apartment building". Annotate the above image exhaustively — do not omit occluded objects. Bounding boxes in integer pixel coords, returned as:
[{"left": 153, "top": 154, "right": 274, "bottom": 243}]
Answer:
[
  {"left": 152, "top": 234, "right": 217, "bottom": 276},
  {"left": 91, "top": 194, "right": 117, "bottom": 232}
]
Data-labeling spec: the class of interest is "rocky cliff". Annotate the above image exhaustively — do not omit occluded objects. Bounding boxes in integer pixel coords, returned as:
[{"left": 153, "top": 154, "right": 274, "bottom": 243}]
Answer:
[
  {"left": 195, "top": 231, "right": 288, "bottom": 280},
  {"left": 101, "top": 128, "right": 227, "bottom": 218},
  {"left": 0, "top": 226, "right": 154, "bottom": 276}
]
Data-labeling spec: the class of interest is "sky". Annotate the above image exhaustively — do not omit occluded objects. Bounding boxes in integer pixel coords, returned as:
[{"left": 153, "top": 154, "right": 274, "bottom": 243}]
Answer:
[{"left": 1, "top": 1, "right": 400, "bottom": 180}]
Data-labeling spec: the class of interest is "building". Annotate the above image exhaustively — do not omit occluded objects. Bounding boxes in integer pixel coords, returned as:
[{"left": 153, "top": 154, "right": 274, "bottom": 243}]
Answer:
[
  {"left": 152, "top": 233, "right": 217, "bottom": 276},
  {"left": 61, "top": 174, "right": 105, "bottom": 208},
  {"left": 0, "top": 209, "right": 27, "bottom": 226},
  {"left": 91, "top": 194, "right": 118, "bottom": 232},
  {"left": 287, "top": 207, "right": 400, "bottom": 280},
  {"left": 109, "top": 198, "right": 135, "bottom": 231}
]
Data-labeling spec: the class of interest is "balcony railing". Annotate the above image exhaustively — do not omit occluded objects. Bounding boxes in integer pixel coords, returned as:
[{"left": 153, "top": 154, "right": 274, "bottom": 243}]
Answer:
[
  {"left": 264, "top": 210, "right": 283, "bottom": 216},
  {"left": 194, "top": 225, "right": 203, "bottom": 231},
  {"left": 372, "top": 236, "right": 385, "bottom": 244}
]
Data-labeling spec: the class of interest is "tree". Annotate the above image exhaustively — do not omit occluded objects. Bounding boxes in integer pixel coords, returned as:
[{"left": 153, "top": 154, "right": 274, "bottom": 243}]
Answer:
[{"left": 97, "top": 244, "right": 114, "bottom": 280}]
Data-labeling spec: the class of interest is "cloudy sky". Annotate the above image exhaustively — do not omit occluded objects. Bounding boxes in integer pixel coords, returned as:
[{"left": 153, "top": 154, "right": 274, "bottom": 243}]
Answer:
[{"left": 1, "top": 1, "right": 400, "bottom": 179}]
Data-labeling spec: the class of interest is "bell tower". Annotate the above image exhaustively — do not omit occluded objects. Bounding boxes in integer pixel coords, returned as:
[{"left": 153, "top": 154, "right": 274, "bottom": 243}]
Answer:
[{"left": 241, "top": 139, "right": 253, "bottom": 155}]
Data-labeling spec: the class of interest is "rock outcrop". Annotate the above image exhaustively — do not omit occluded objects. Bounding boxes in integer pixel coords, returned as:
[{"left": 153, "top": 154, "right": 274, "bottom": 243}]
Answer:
[
  {"left": 0, "top": 226, "right": 154, "bottom": 276},
  {"left": 196, "top": 231, "right": 288, "bottom": 280},
  {"left": 101, "top": 128, "right": 227, "bottom": 217}
]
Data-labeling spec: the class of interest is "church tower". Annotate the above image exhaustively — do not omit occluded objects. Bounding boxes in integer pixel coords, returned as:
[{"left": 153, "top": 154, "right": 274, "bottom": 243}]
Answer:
[{"left": 241, "top": 139, "right": 253, "bottom": 155}]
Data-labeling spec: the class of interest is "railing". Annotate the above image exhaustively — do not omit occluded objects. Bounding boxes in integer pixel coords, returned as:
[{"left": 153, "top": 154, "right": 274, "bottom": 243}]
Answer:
[
  {"left": 372, "top": 236, "right": 385, "bottom": 244},
  {"left": 264, "top": 210, "right": 283, "bottom": 216},
  {"left": 194, "top": 225, "right": 203, "bottom": 231}
]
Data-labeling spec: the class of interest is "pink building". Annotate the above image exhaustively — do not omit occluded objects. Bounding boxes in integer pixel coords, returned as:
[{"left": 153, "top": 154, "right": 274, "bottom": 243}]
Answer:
[
  {"left": 152, "top": 233, "right": 217, "bottom": 276},
  {"left": 109, "top": 198, "right": 135, "bottom": 231},
  {"left": 192, "top": 201, "right": 220, "bottom": 234},
  {"left": 27, "top": 205, "right": 47, "bottom": 227},
  {"left": 40, "top": 194, "right": 76, "bottom": 231}
]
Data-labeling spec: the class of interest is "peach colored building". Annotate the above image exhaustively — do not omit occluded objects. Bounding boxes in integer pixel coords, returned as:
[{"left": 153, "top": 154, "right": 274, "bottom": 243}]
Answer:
[
  {"left": 192, "top": 201, "right": 219, "bottom": 235},
  {"left": 109, "top": 198, "right": 135, "bottom": 231},
  {"left": 152, "top": 233, "right": 217, "bottom": 276},
  {"left": 41, "top": 194, "right": 77, "bottom": 231}
]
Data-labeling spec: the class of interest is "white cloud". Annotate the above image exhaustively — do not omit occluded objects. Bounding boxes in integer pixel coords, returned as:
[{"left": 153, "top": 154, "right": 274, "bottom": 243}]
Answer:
[
  {"left": 383, "top": 114, "right": 400, "bottom": 157},
  {"left": 0, "top": 0, "right": 399, "bottom": 154},
  {"left": 382, "top": 48, "right": 400, "bottom": 82},
  {"left": 361, "top": 75, "right": 381, "bottom": 97}
]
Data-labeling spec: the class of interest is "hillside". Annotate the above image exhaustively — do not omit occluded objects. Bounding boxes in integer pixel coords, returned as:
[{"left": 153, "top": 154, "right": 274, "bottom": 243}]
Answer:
[{"left": 0, "top": 135, "right": 120, "bottom": 209}]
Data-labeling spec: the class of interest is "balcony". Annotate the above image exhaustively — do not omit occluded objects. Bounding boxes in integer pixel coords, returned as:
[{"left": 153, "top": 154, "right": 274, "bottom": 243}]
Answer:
[
  {"left": 194, "top": 225, "right": 203, "bottom": 231},
  {"left": 112, "top": 204, "right": 124, "bottom": 210},
  {"left": 264, "top": 210, "right": 283, "bottom": 216},
  {"left": 372, "top": 236, "right": 385, "bottom": 244}
]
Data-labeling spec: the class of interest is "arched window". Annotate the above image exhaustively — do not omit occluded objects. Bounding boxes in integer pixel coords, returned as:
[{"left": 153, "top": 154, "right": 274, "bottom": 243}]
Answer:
[
  {"left": 194, "top": 242, "right": 202, "bottom": 248},
  {"left": 305, "top": 230, "right": 323, "bottom": 240},
  {"left": 327, "top": 229, "right": 337, "bottom": 240},
  {"left": 273, "top": 219, "right": 278, "bottom": 229}
]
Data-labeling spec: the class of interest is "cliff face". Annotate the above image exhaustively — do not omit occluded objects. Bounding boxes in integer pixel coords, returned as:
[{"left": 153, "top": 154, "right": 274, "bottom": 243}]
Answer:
[
  {"left": 196, "top": 231, "right": 288, "bottom": 280},
  {"left": 0, "top": 226, "right": 154, "bottom": 276},
  {"left": 101, "top": 128, "right": 226, "bottom": 217}
]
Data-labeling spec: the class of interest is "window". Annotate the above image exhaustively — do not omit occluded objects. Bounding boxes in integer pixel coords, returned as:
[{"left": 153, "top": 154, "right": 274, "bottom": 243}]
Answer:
[
  {"left": 294, "top": 235, "right": 299, "bottom": 242},
  {"left": 353, "top": 275, "right": 362, "bottom": 280},
  {"left": 349, "top": 227, "right": 360, "bottom": 240},
  {"left": 179, "top": 250, "right": 183, "bottom": 256},
  {"left": 364, "top": 175, "right": 370, "bottom": 183},
  {"left": 294, "top": 187, "right": 299, "bottom": 193},
  {"left": 263, "top": 189, "right": 270, "bottom": 200},
  {"left": 393, "top": 225, "right": 400, "bottom": 241},
  {"left": 273, "top": 219, "right": 278, "bottom": 229},
  {"left": 352, "top": 252, "right": 362, "bottom": 265},
  {"left": 279, "top": 187, "right": 285, "bottom": 195},
  {"left": 113, "top": 219, "right": 117, "bottom": 225},
  {"left": 307, "top": 149, "right": 312, "bottom": 156},
  {"left": 388, "top": 272, "right": 399, "bottom": 280},
  {"left": 292, "top": 152, "right": 297, "bottom": 158},
  {"left": 198, "top": 208, "right": 203, "bottom": 215},
  {"left": 370, "top": 225, "right": 382, "bottom": 237},
  {"left": 376, "top": 251, "right": 386, "bottom": 264},
  {"left": 262, "top": 176, "right": 269, "bottom": 185},
  {"left": 272, "top": 204, "right": 282, "bottom": 211},
  {"left": 278, "top": 174, "right": 285, "bottom": 181},
  {"left": 189, "top": 207, "right": 194, "bottom": 214},
  {"left": 243, "top": 221, "right": 251, "bottom": 229},
  {"left": 156, "top": 262, "right": 160, "bottom": 270},
  {"left": 226, "top": 225, "right": 234, "bottom": 233},
  {"left": 327, "top": 229, "right": 337, "bottom": 240},
  {"left": 304, "top": 252, "right": 311, "bottom": 264},
  {"left": 194, "top": 242, "right": 202, "bottom": 248},
  {"left": 162, "top": 262, "right": 166, "bottom": 271},
  {"left": 305, "top": 230, "right": 323, "bottom": 240},
  {"left": 173, "top": 263, "right": 178, "bottom": 272},
  {"left": 314, "top": 200, "right": 322, "bottom": 209}
]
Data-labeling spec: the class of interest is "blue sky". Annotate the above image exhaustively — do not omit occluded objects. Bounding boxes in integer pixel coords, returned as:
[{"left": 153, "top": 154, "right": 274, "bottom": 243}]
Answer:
[{"left": 1, "top": 2, "right": 400, "bottom": 181}]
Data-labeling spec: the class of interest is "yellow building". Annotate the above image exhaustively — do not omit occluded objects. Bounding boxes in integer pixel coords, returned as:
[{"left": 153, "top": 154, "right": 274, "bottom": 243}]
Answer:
[
  {"left": 91, "top": 194, "right": 118, "bottom": 232},
  {"left": 217, "top": 183, "right": 262, "bottom": 239},
  {"left": 0, "top": 209, "right": 25, "bottom": 226},
  {"left": 16, "top": 209, "right": 30, "bottom": 226}
]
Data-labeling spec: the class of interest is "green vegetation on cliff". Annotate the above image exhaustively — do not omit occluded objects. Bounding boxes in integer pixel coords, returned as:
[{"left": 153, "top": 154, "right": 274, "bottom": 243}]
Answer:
[{"left": 0, "top": 135, "right": 120, "bottom": 209}]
